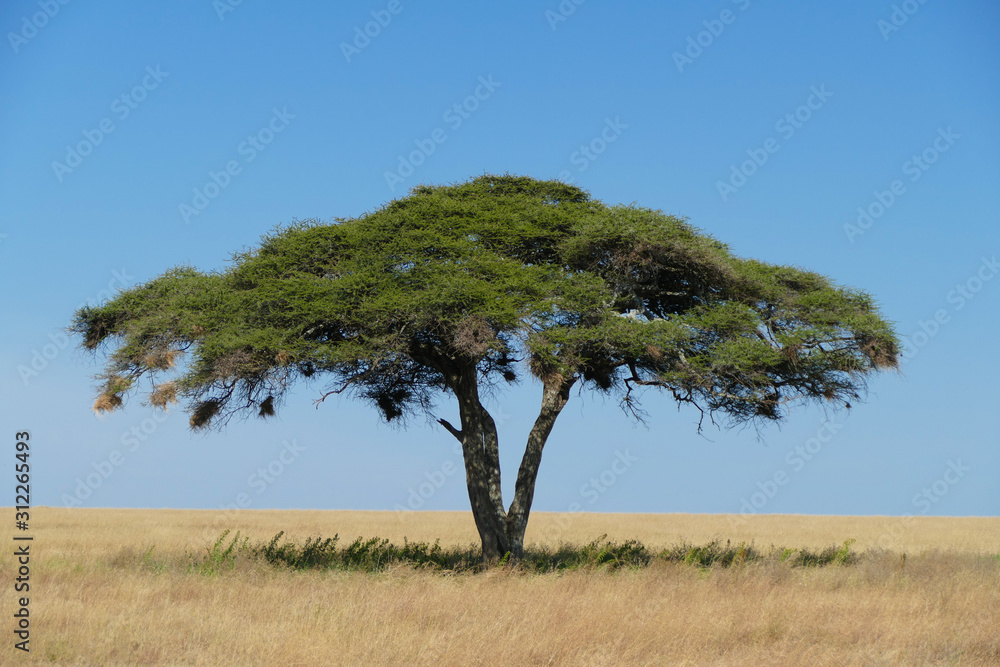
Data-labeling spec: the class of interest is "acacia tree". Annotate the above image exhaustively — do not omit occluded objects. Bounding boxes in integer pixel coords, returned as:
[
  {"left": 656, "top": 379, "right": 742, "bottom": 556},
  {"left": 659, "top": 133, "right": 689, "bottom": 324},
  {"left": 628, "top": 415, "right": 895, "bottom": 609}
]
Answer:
[{"left": 72, "top": 175, "right": 899, "bottom": 560}]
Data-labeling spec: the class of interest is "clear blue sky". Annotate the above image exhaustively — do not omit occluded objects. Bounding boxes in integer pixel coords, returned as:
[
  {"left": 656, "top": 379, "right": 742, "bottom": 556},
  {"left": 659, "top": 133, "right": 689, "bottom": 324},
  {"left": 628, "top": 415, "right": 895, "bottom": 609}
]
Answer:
[{"left": 2, "top": 1, "right": 997, "bottom": 523}]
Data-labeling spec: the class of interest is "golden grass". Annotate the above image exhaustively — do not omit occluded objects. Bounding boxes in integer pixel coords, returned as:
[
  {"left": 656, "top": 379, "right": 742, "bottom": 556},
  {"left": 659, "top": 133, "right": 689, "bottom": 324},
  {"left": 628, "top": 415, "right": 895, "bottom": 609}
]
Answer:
[
  {"left": 28, "top": 507, "right": 998, "bottom": 556},
  {"left": 3, "top": 507, "right": 998, "bottom": 665}
]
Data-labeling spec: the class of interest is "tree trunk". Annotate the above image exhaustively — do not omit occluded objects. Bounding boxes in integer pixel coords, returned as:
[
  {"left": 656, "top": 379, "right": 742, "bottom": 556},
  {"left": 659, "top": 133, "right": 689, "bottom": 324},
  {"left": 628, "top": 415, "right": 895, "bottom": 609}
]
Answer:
[
  {"left": 439, "top": 362, "right": 575, "bottom": 563},
  {"left": 505, "top": 376, "right": 575, "bottom": 559},
  {"left": 444, "top": 362, "right": 510, "bottom": 562}
]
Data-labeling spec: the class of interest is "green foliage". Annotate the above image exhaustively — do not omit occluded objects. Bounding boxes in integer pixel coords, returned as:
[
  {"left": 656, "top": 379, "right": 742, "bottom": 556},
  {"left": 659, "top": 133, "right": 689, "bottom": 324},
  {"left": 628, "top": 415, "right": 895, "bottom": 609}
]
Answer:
[
  {"left": 578, "top": 534, "right": 652, "bottom": 568},
  {"left": 253, "top": 531, "right": 467, "bottom": 571},
  {"left": 197, "top": 531, "right": 864, "bottom": 574},
  {"left": 834, "top": 538, "right": 857, "bottom": 565},
  {"left": 71, "top": 174, "right": 899, "bottom": 430},
  {"left": 660, "top": 540, "right": 761, "bottom": 568},
  {"left": 788, "top": 539, "right": 858, "bottom": 567},
  {"left": 258, "top": 531, "right": 341, "bottom": 569},
  {"left": 187, "top": 529, "right": 252, "bottom": 576}
]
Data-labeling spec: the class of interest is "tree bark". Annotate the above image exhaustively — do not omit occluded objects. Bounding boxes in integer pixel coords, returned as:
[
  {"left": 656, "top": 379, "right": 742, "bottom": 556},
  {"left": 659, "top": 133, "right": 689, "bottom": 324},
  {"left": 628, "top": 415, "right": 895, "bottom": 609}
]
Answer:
[
  {"left": 505, "top": 376, "right": 575, "bottom": 559},
  {"left": 440, "top": 362, "right": 575, "bottom": 563},
  {"left": 448, "top": 362, "right": 510, "bottom": 562}
]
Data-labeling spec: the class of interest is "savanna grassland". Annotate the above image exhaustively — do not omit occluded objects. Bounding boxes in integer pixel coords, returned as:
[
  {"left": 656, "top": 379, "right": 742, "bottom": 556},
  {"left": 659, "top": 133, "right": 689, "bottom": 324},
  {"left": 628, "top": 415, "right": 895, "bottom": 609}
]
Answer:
[{"left": 3, "top": 508, "right": 998, "bottom": 665}]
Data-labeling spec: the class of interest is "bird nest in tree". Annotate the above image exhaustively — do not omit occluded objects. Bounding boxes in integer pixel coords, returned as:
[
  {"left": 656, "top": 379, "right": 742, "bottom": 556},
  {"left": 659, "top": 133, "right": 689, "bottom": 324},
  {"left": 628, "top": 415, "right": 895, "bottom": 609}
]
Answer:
[
  {"left": 149, "top": 382, "right": 179, "bottom": 409},
  {"left": 93, "top": 393, "right": 123, "bottom": 414},
  {"left": 258, "top": 396, "right": 275, "bottom": 417},
  {"left": 452, "top": 316, "right": 497, "bottom": 358},
  {"left": 143, "top": 349, "right": 181, "bottom": 371},
  {"left": 190, "top": 399, "right": 221, "bottom": 429},
  {"left": 860, "top": 338, "right": 898, "bottom": 369}
]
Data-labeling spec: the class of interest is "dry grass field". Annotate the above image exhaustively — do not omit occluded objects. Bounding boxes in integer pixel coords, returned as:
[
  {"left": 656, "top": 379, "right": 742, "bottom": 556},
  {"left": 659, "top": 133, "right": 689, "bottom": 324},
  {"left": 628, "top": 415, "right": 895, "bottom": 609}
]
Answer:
[{"left": 2, "top": 507, "right": 998, "bottom": 665}]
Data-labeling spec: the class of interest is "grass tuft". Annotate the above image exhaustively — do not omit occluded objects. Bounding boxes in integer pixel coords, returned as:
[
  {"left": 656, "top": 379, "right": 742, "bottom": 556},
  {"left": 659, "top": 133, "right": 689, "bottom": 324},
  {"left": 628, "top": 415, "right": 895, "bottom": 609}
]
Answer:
[{"left": 187, "top": 529, "right": 252, "bottom": 576}]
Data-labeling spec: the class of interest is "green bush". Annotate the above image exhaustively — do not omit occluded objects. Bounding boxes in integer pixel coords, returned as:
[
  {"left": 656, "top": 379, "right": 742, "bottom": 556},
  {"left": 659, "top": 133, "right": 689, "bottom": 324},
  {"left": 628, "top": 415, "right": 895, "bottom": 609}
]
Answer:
[
  {"left": 189, "top": 531, "right": 865, "bottom": 574},
  {"left": 790, "top": 539, "right": 857, "bottom": 567},
  {"left": 187, "top": 529, "right": 252, "bottom": 575},
  {"left": 580, "top": 535, "right": 652, "bottom": 569}
]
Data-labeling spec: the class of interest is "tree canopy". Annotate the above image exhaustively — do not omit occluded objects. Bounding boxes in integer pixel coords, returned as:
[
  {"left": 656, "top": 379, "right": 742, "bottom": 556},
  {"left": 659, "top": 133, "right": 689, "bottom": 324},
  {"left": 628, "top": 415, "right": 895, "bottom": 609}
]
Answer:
[{"left": 72, "top": 174, "right": 899, "bottom": 559}]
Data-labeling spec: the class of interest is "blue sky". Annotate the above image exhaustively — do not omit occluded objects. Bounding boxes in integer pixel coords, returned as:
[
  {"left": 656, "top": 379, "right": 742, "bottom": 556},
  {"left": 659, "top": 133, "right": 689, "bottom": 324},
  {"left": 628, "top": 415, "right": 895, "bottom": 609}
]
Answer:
[{"left": 2, "top": 1, "right": 997, "bottom": 523}]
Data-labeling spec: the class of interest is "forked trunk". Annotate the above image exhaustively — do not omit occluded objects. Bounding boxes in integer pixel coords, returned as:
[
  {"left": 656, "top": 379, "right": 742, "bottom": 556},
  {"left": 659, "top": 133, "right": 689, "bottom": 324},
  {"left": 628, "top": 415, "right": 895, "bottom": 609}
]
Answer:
[{"left": 441, "top": 365, "right": 575, "bottom": 563}]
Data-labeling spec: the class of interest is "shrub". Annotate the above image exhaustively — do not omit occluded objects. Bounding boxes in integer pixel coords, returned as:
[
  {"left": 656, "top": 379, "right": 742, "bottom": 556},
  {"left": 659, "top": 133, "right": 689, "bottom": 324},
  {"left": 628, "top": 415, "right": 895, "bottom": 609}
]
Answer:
[
  {"left": 187, "top": 529, "right": 251, "bottom": 575},
  {"left": 188, "top": 531, "right": 865, "bottom": 575}
]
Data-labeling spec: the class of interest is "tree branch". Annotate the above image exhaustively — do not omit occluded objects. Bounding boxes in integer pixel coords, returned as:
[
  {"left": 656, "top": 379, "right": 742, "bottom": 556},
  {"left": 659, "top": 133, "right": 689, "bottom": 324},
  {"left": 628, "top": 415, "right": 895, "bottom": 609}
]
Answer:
[
  {"left": 313, "top": 376, "right": 359, "bottom": 409},
  {"left": 436, "top": 418, "right": 463, "bottom": 441}
]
